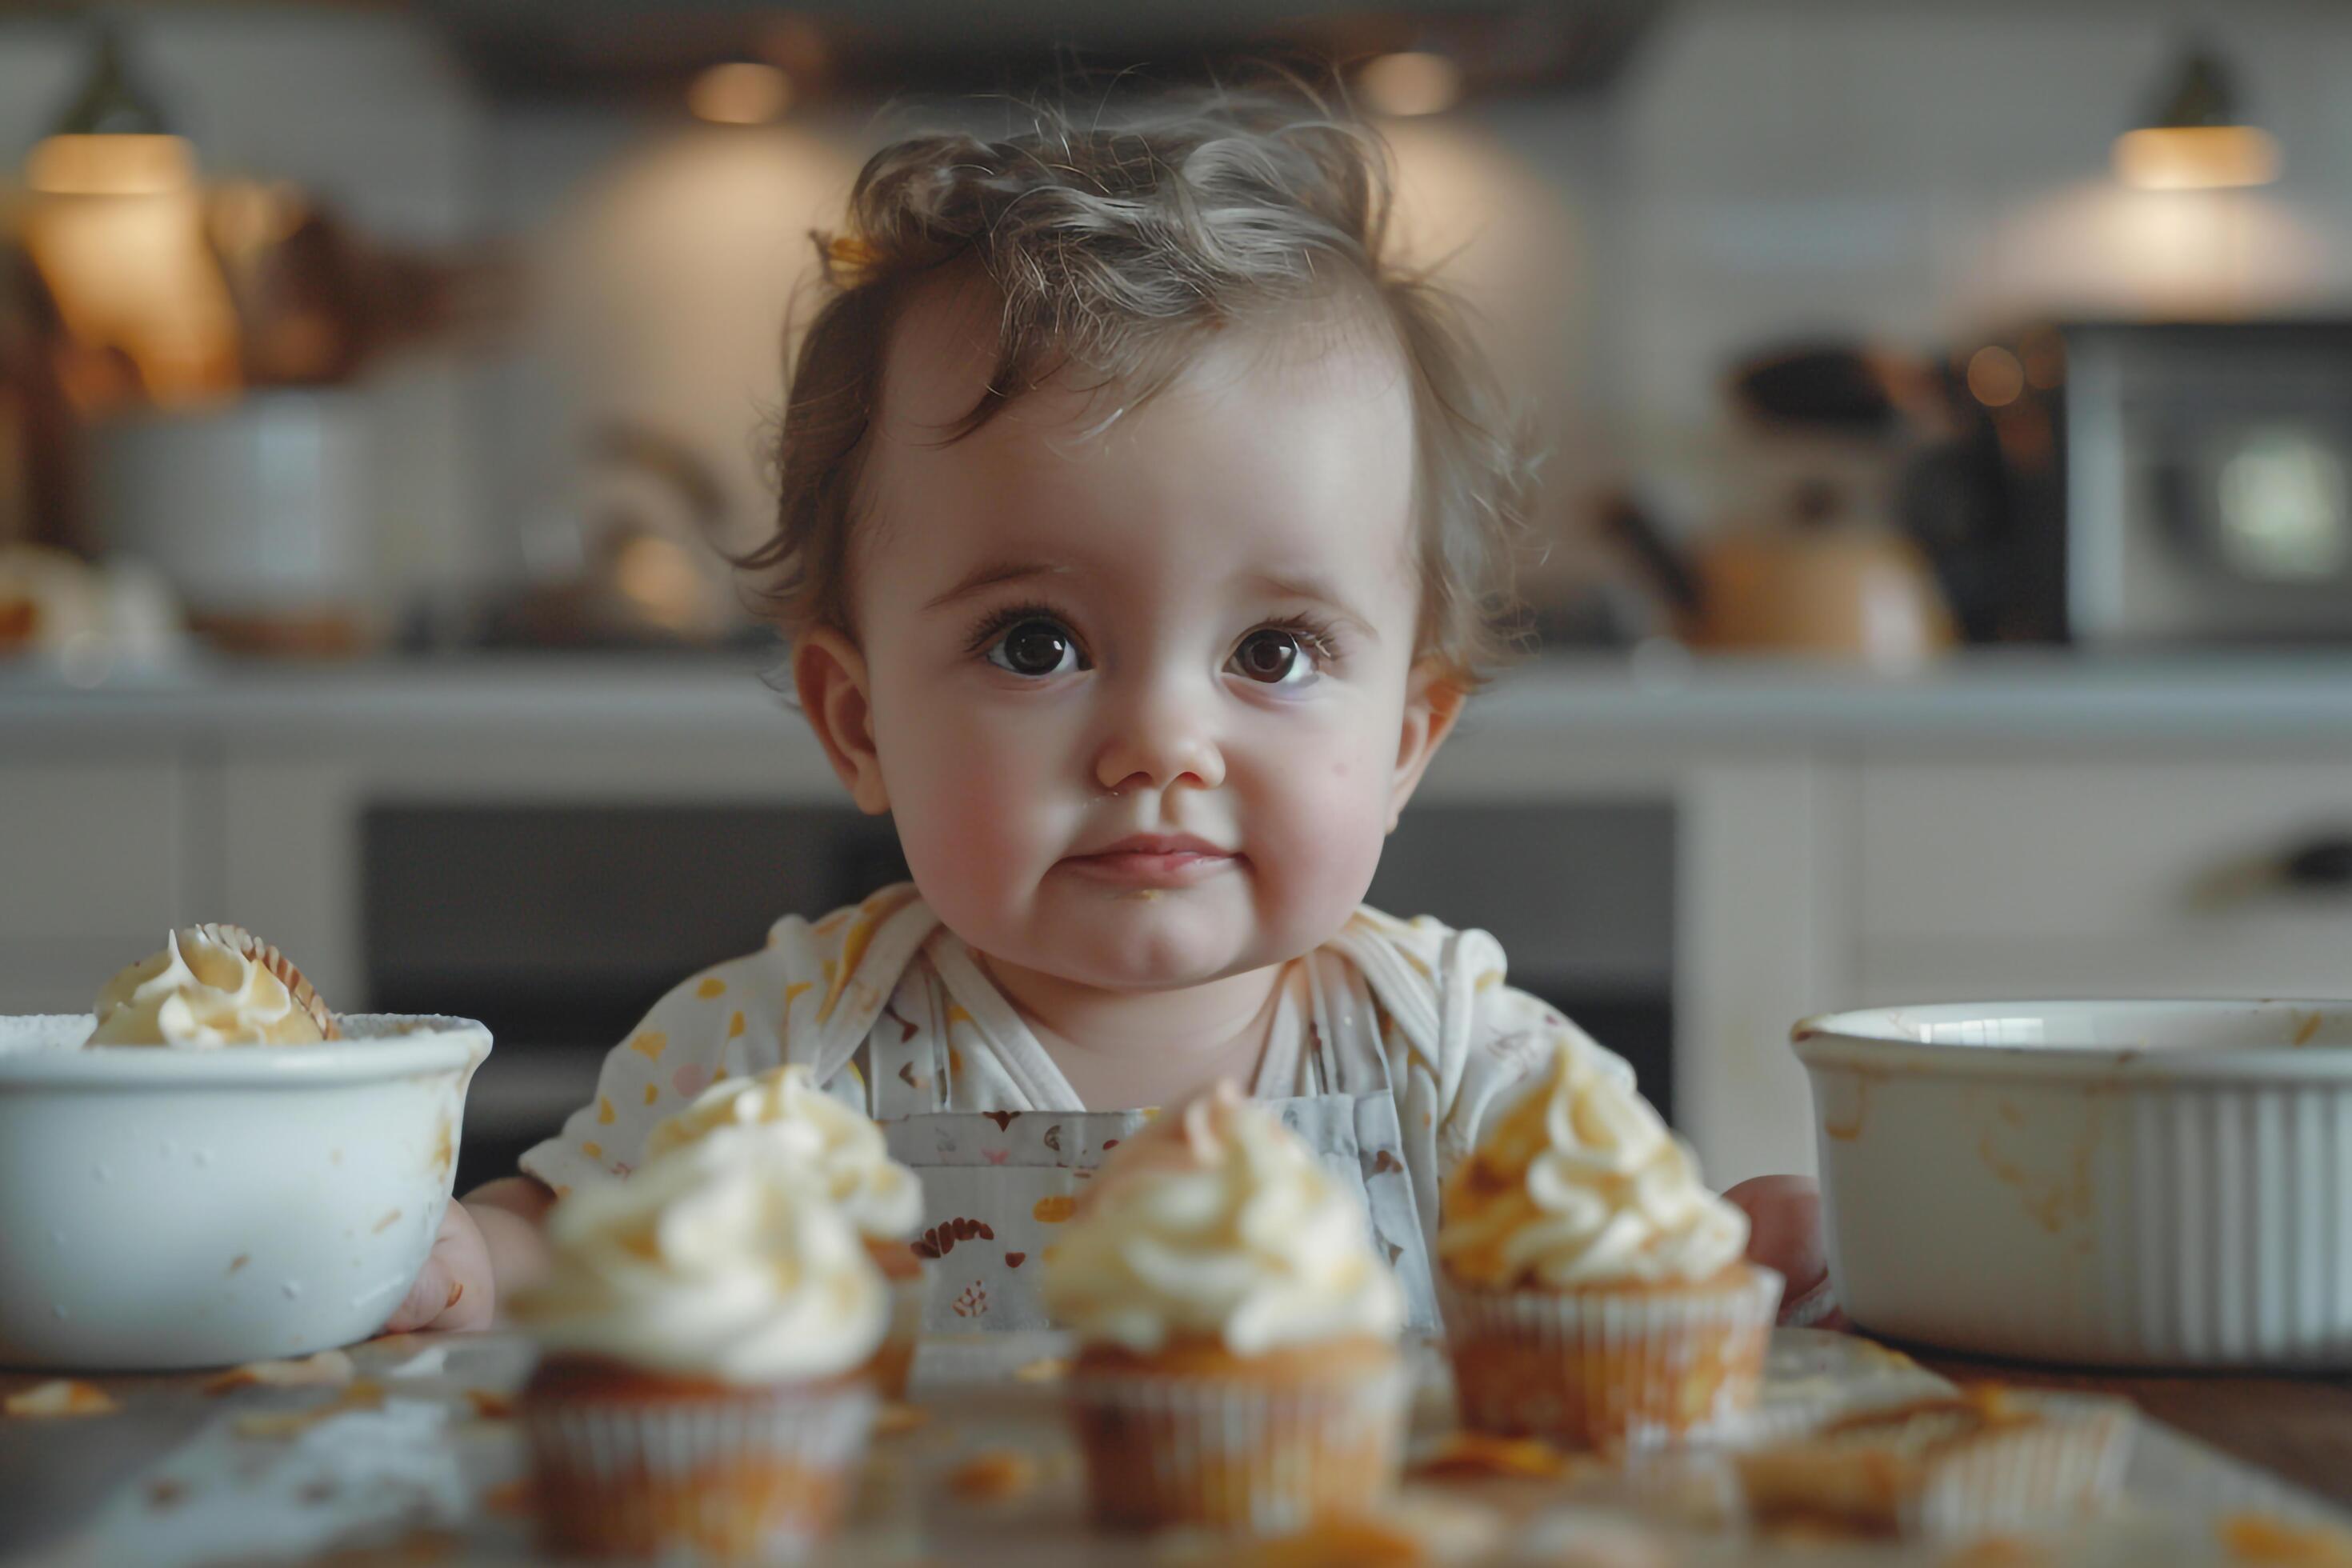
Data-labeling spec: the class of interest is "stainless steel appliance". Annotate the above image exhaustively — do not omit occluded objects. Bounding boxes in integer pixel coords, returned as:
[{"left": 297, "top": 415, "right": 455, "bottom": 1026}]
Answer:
[{"left": 2062, "top": 321, "right": 2352, "bottom": 646}]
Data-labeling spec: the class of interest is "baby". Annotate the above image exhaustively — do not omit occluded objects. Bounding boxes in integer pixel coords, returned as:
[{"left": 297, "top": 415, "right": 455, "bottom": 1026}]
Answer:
[{"left": 388, "top": 86, "right": 1827, "bottom": 1335}]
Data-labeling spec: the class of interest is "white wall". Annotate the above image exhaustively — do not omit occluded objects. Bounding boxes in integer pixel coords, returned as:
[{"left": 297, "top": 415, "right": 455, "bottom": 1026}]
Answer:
[{"left": 482, "top": 107, "right": 868, "bottom": 582}]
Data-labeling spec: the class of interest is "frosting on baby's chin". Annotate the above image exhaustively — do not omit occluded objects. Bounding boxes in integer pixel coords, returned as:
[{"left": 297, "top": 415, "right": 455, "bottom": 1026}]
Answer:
[
  {"left": 512, "top": 1135, "right": 886, "bottom": 1383},
  {"left": 1041, "top": 1080, "right": 1405, "bottom": 1356},
  {"left": 644, "top": 1062, "right": 923, "bottom": 1242},
  {"left": 86, "top": 928, "right": 325, "bottom": 1048},
  {"left": 1438, "top": 1034, "right": 1750, "bottom": 1290}
]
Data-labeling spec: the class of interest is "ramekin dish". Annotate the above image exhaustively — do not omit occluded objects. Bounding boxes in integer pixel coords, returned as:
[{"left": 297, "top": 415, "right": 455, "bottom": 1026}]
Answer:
[
  {"left": 0, "top": 1013, "right": 491, "bottom": 1370},
  {"left": 1793, "top": 1000, "right": 2352, "bottom": 1369}
]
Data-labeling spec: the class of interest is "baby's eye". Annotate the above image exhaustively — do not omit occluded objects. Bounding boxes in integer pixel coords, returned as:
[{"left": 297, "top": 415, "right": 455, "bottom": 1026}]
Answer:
[
  {"left": 1229, "top": 629, "right": 1317, "bottom": 687},
  {"left": 984, "top": 618, "right": 1086, "bottom": 678}
]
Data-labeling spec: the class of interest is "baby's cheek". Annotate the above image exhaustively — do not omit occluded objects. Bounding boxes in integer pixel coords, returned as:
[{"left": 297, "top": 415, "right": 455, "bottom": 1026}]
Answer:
[
  {"left": 889, "top": 718, "right": 1055, "bottom": 910},
  {"left": 1251, "top": 754, "right": 1394, "bottom": 927}
]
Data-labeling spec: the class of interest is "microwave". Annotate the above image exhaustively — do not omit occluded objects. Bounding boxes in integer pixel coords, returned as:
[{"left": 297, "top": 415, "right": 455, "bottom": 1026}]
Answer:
[{"left": 2061, "top": 321, "right": 2352, "bottom": 646}]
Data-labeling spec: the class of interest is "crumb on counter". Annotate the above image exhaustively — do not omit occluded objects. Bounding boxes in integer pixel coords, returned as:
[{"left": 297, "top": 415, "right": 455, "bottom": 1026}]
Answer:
[
  {"left": 1201, "top": 1514, "right": 1430, "bottom": 1567},
  {"left": 230, "top": 1379, "right": 385, "bottom": 1439},
  {"left": 1410, "top": 1430, "right": 1578, "bottom": 1481},
  {"left": 462, "top": 1388, "right": 514, "bottom": 1421},
  {"left": 4, "top": 1379, "right": 120, "bottom": 1418},
  {"left": 1941, "top": 1537, "right": 2054, "bottom": 1568},
  {"left": 874, "top": 1402, "right": 930, "bottom": 1437},
  {"left": 204, "top": 1349, "right": 356, "bottom": 1394},
  {"left": 947, "top": 1448, "right": 1038, "bottom": 1502},
  {"left": 2220, "top": 1512, "right": 2352, "bottom": 1566}
]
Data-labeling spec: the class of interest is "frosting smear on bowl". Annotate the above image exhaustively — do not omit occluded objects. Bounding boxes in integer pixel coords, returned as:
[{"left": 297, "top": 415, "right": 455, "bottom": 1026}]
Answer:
[{"left": 86, "top": 926, "right": 333, "bottom": 1048}]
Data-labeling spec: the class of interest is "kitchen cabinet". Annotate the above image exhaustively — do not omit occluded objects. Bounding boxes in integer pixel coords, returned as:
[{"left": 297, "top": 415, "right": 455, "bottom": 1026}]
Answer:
[
  {"left": 9, "top": 653, "right": 2352, "bottom": 1190},
  {"left": 0, "top": 758, "right": 198, "bottom": 1015},
  {"left": 1856, "top": 760, "right": 2352, "bottom": 1003}
]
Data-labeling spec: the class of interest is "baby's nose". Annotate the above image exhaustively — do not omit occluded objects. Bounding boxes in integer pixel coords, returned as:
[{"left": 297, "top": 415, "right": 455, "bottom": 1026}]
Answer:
[{"left": 1093, "top": 683, "right": 1226, "bottom": 794}]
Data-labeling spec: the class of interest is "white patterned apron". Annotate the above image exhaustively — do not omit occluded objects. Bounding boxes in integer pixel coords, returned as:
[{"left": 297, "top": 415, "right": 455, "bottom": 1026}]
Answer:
[{"left": 808, "top": 978, "right": 1445, "bottom": 1338}]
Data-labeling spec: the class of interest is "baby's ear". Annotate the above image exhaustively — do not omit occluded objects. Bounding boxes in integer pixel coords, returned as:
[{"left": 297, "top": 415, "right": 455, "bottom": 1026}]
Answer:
[
  {"left": 794, "top": 629, "right": 890, "bottom": 815},
  {"left": 1387, "top": 659, "right": 1466, "bottom": 831}
]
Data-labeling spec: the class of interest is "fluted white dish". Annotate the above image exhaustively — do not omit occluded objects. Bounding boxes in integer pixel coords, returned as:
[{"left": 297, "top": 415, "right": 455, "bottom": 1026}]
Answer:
[
  {"left": 0, "top": 1014, "right": 490, "bottom": 1370},
  {"left": 1793, "top": 1000, "right": 2352, "bottom": 1369}
]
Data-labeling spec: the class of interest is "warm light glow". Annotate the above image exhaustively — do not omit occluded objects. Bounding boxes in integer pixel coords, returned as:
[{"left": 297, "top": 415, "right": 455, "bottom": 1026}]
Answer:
[
  {"left": 613, "top": 534, "right": 707, "bottom": 631},
  {"left": 25, "top": 133, "right": 194, "bottom": 196},
  {"left": 688, "top": 62, "right": 792, "bottom": 126},
  {"left": 1359, "top": 52, "right": 1462, "bottom": 118},
  {"left": 1966, "top": 346, "right": 2026, "bottom": 408},
  {"left": 25, "top": 172, "right": 240, "bottom": 407},
  {"left": 2018, "top": 327, "right": 2066, "bottom": 391},
  {"left": 1995, "top": 179, "right": 2324, "bottom": 318},
  {"left": 2113, "top": 125, "right": 2281, "bottom": 190}
]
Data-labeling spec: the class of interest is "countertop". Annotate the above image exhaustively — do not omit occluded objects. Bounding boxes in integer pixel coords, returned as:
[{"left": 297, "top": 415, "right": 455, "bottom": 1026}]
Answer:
[
  {"left": 7, "top": 647, "right": 2352, "bottom": 751},
  {"left": 5, "top": 1328, "right": 2346, "bottom": 1565}
]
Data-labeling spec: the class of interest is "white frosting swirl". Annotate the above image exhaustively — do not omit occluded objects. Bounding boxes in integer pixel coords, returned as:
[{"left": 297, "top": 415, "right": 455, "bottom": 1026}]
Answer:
[
  {"left": 1042, "top": 1082, "right": 1405, "bottom": 1356},
  {"left": 1439, "top": 1034, "right": 1749, "bottom": 1289},
  {"left": 512, "top": 1135, "right": 886, "bottom": 1382},
  {"left": 645, "top": 1064, "right": 922, "bottom": 1242},
  {"left": 86, "top": 929, "right": 324, "bottom": 1048}
]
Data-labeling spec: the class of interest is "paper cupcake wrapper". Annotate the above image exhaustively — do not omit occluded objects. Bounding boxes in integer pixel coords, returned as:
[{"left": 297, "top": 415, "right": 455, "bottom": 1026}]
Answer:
[
  {"left": 191, "top": 922, "right": 340, "bottom": 1039},
  {"left": 1443, "top": 1266, "right": 1783, "bottom": 1451},
  {"left": 1067, "top": 1356, "right": 1410, "bottom": 1534},
  {"left": 524, "top": 1378, "right": 877, "bottom": 1564},
  {"left": 1909, "top": 1399, "right": 2134, "bottom": 1537},
  {"left": 870, "top": 1266, "right": 927, "bottom": 1400}
]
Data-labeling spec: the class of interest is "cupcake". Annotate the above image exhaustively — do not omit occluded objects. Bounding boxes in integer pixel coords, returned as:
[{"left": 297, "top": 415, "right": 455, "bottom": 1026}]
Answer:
[
  {"left": 1041, "top": 1082, "right": 1410, "bottom": 1534},
  {"left": 86, "top": 925, "right": 337, "bottom": 1046},
  {"left": 1438, "top": 1035, "right": 1780, "bottom": 1451},
  {"left": 510, "top": 1134, "right": 886, "bottom": 1564},
  {"left": 646, "top": 1063, "right": 928, "bottom": 1397}
]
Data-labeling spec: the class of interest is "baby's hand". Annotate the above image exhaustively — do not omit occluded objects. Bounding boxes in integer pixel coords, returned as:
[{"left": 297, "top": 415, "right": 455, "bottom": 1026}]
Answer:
[
  {"left": 379, "top": 1198, "right": 498, "bottom": 1335},
  {"left": 1723, "top": 1174, "right": 1846, "bottom": 1330}
]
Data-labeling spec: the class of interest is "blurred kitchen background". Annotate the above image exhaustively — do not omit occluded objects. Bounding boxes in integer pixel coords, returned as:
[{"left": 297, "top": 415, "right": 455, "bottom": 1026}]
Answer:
[{"left": 8, "top": 0, "right": 2352, "bottom": 1190}]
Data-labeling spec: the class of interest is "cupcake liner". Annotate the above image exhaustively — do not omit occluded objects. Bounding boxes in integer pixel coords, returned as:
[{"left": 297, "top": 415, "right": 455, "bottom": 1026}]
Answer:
[
  {"left": 869, "top": 1266, "right": 928, "bottom": 1400},
  {"left": 1910, "top": 1398, "right": 2134, "bottom": 1537},
  {"left": 524, "top": 1376, "right": 877, "bottom": 1564},
  {"left": 191, "top": 922, "right": 339, "bottom": 1039},
  {"left": 1067, "top": 1354, "right": 1410, "bottom": 1534},
  {"left": 1726, "top": 1391, "right": 2133, "bottom": 1540},
  {"left": 1443, "top": 1266, "right": 1782, "bottom": 1451}
]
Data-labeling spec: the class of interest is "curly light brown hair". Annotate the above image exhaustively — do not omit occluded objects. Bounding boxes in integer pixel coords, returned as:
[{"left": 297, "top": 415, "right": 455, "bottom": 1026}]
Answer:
[{"left": 743, "top": 83, "right": 1535, "bottom": 686}]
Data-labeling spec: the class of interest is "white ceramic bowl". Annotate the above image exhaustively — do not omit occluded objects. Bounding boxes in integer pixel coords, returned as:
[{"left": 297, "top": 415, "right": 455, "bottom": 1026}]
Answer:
[
  {"left": 1793, "top": 1001, "right": 2352, "bottom": 1369},
  {"left": 0, "top": 1014, "right": 491, "bottom": 1371}
]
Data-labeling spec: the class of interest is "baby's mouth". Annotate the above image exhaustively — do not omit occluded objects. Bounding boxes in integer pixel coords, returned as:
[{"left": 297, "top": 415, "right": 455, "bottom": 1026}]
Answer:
[{"left": 1061, "top": 834, "right": 1241, "bottom": 890}]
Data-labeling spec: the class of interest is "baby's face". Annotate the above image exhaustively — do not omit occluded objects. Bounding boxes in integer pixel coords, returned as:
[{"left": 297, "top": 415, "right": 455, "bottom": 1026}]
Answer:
[{"left": 814, "top": 285, "right": 1449, "bottom": 994}]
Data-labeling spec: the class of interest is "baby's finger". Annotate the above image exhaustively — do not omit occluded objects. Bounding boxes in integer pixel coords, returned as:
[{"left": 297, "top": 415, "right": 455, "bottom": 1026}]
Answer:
[{"left": 378, "top": 1254, "right": 451, "bottom": 1336}]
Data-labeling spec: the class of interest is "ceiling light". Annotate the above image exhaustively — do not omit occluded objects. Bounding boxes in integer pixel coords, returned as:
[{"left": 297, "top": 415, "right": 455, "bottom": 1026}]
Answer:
[
  {"left": 2114, "top": 44, "right": 2279, "bottom": 191},
  {"left": 2114, "top": 125, "right": 2280, "bottom": 191},
  {"left": 26, "top": 25, "right": 193, "bottom": 195},
  {"left": 1359, "top": 52, "right": 1462, "bottom": 118},
  {"left": 689, "top": 62, "right": 792, "bottom": 126}
]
